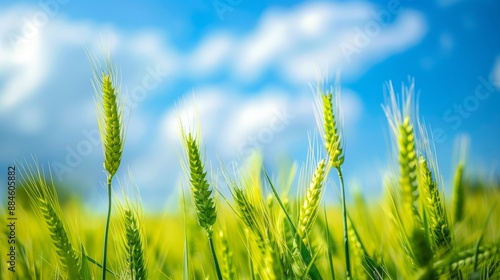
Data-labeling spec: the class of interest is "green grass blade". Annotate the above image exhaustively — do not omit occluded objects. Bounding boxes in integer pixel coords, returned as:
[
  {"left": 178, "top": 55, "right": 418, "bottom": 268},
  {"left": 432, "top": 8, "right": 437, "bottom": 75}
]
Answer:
[
  {"left": 80, "top": 245, "right": 91, "bottom": 280},
  {"left": 84, "top": 255, "right": 118, "bottom": 277}
]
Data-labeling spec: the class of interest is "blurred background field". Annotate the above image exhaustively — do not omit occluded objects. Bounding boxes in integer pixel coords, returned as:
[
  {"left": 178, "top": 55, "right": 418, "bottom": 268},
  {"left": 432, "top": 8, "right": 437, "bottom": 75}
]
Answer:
[
  {"left": 1, "top": 0, "right": 500, "bottom": 212},
  {"left": 1, "top": 166, "right": 499, "bottom": 279}
]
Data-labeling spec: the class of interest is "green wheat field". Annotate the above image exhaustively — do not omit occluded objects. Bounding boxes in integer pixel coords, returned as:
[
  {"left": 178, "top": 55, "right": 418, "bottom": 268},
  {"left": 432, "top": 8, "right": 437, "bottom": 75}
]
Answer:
[{"left": 1, "top": 60, "right": 499, "bottom": 280}]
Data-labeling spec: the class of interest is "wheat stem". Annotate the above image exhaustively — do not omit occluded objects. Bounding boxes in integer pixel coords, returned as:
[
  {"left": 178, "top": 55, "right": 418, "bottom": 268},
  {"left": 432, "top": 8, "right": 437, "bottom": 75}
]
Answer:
[
  {"left": 209, "top": 237, "right": 223, "bottom": 280},
  {"left": 337, "top": 167, "right": 352, "bottom": 279},
  {"left": 102, "top": 177, "right": 112, "bottom": 280},
  {"left": 452, "top": 162, "right": 465, "bottom": 224}
]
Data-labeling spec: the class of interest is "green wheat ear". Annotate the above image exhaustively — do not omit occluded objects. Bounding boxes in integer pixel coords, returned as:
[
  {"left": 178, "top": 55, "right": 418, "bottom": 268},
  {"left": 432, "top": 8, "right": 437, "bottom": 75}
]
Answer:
[
  {"left": 20, "top": 162, "right": 82, "bottom": 279},
  {"left": 185, "top": 133, "right": 217, "bottom": 237},
  {"left": 398, "top": 116, "right": 420, "bottom": 221},
  {"left": 98, "top": 73, "right": 124, "bottom": 179},
  {"left": 297, "top": 159, "right": 326, "bottom": 241},
  {"left": 383, "top": 82, "right": 420, "bottom": 224},
  {"left": 418, "top": 156, "right": 452, "bottom": 254},
  {"left": 321, "top": 91, "right": 344, "bottom": 168},
  {"left": 120, "top": 202, "right": 147, "bottom": 280},
  {"left": 183, "top": 132, "right": 223, "bottom": 279}
]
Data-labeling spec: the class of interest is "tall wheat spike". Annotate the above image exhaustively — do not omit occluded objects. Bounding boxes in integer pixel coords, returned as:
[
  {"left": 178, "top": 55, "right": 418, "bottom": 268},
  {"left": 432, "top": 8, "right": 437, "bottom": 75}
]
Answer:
[
  {"left": 90, "top": 57, "right": 125, "bottom": 181},
  {"left": 297, "top": 159, "right": 326, "bottom": 241},
  {"left": 315, "top": 75, "right": 351, "bottom": 279},
  {"left": 91, "top": 57, "right": 125, "bottom": 280},
  {"left": 383, "top": 81, "right": 421, "bottom": 225},
  {"left": 398, "top": 117, "right": 420, "bottom": 221},
  {"left": 315, "top": 83, "right": 344, "bottom": 169},
  {"left": 101, "top": 74, "right": 124, "bottom": 178},
  {"left": 183, "top": 132, "right": 222, "bottom": 280},
  {"left": 382, "top": 81, "right": 439, "bottom": 276},
  {"left": 185, "top": 133, "right": 217, "bottom": 237}
]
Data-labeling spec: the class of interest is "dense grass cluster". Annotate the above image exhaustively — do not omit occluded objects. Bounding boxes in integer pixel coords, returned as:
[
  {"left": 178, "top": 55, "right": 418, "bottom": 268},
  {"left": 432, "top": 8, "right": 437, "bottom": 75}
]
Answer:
[{"left": 1, "top": 64, "right": 499, "bottom": 280}]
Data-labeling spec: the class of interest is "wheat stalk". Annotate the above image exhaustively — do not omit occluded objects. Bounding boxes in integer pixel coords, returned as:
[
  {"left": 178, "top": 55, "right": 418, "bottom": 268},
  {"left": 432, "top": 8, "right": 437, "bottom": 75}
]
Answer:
[
  {"left": 183, "top": 132, "right": 222, "bottom": 280},
  {"left": 119, "top": 201, "right": 147, "bottom": 280},
  {"left": 315, "top": 83, "right": 344, "bottom": 169},
  {"left": 185, "top": 133, "right": 217, "bottom": 237},
  {"left": 315, "top": 75, "right": 351, "bottom": 279},
  {"left": 102, "top": 74, "right": 123, "bottom": 177},
  {"left": 453, "top": 162, "right": 465, "bottom": 224},
  {"left": 20, "top": 162, "right": 82, "bottom": 279},
  {"left": 91, "top": 65, "right": 124, "bottom": 180},
  {"left": 398, "top": 117, "right": 420, "bottom": 221},
  {"left": 90, "top": 57, "right": 125, "bottom": 280},
  {"left": 297, "top": 159, "right": 326, "bottom": 241},
  {"left": 383, "top": 81, "right": 421, "bottom": 225},
  {"left": 418, "top": 156, "right": 453, "bottom": 254}
]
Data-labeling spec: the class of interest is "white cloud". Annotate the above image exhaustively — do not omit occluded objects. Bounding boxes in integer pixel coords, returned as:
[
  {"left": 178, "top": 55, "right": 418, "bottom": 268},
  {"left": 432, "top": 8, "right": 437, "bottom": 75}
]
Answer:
[
  {"left": 281, "top": 10, "right": 426, "bottom": 83},
  {"left": 188, "top": 1, "right": 426, "bottom": 84},
  {"left": 188, "top": 32, "right": 234, "bottom": 76},
  {"left": 0, "top": 6, "right": 176, "bottom": 130},
  {"left": 0, "top": 29, "right": 48, "bottom": 110}
]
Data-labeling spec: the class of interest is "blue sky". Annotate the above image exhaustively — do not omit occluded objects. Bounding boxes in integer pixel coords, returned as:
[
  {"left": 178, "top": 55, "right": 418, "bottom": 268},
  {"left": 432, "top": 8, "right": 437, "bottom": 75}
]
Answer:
[{"left": 1, "top": 0, "right": 499, "bottom": 212}]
